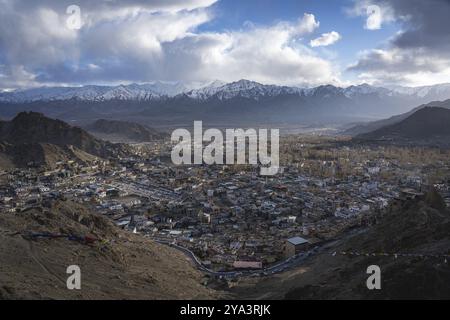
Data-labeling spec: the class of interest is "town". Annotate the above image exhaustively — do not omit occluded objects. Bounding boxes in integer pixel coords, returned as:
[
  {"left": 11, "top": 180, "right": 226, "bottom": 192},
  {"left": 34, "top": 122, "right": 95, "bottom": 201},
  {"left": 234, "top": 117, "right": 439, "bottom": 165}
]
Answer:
[{"left": 1, "top": 135, "right": 450, "bottom": 275}]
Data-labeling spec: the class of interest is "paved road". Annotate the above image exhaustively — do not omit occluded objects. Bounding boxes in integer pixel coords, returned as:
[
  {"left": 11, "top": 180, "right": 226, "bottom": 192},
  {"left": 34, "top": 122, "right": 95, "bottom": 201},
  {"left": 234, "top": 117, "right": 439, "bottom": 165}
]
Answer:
[
  {"left": 153, "top": 238, "right": 320, "bottom": 279},
  {"left": 151, "top": 227, "right": 368, "bottom": 279}
]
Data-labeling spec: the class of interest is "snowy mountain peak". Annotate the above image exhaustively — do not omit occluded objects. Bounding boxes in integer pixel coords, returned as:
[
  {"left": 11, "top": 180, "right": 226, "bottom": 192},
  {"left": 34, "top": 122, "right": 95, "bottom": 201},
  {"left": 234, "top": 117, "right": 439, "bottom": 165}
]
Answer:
[
  {"left": 343, "top": 84, "right": 389, "bottom": 98},
  {"left": 206, "top": 80, "right": 227, "bottom": 88},
  {"left": 388, "top": 83, "right": 450, "bottom": 98},
  {"left": 2, "top": 81, "right": 450, "bottom": 104},
  {"left": 185, "top": 79, "right": 304, "bottom": 100},
  {"left": 0, "top": 83, "right": 181, "bottom": 103}
]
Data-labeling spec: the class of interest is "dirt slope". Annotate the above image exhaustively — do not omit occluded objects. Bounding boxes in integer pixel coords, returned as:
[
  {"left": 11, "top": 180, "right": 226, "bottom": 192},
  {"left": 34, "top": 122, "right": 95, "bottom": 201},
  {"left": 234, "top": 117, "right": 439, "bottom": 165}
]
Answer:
[
  {"left": 0, "top": 201, "right": 218, "bottom": 300},
  {"left": 232, "top": 189, "right": 450, "bottom": 300}
]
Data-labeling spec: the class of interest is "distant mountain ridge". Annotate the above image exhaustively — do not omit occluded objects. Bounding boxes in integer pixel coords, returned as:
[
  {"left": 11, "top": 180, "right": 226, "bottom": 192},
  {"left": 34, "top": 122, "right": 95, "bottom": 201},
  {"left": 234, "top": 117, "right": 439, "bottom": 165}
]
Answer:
[
  {"left": 2, "top": 80, "right": 450, "bottom": 104},
  {"left": 346, "top": 99, "right": 450, "bottom": 136},
  {"left": 0, "top": 81, "right": 190, "bottom": 103},
  {"left": 2, "top": 80, "right": 450, "bottom": 126},
  {"left": 356, "top": 106, "right": 450, "bottom": 145},
  {"left": 136, "top": 81, "right": 450, "bottom": 125},
  {"left": 85, "top": 119, "right": 167, "bottom": 143}
]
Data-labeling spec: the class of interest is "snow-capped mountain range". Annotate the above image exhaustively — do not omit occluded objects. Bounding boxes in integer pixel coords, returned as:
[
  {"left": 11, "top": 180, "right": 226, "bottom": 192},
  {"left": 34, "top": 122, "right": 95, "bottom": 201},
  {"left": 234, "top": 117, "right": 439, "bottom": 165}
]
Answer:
[
  {"left": 2, "top": 79, "right": 450, "bottom": 103},
  {"left": 0, "top": 81, "right": 188, "bottom": 103}
]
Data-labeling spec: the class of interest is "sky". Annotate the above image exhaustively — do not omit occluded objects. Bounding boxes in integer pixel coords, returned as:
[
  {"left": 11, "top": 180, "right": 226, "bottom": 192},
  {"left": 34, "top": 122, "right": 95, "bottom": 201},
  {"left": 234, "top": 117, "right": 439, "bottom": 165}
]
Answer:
[{"left": 0, "top": 0, "right": 450, "bottom": 90}]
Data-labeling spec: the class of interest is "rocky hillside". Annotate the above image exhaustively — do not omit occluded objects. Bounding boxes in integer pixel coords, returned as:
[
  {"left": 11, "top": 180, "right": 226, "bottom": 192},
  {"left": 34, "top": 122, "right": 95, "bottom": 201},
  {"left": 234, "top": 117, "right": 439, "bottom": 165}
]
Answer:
[
  {"left": 233, "top": 188, "right": 450, "bottom": 299},
  {"left": 0, "top": 112, "right": 129, "bottom": 169},
  {"left": 85, "top": 119, "right": 167, "bottom": 143},
  {"left": 0, "top": 200, "right": 217, "bottom": 299},
  {"left": 0, "top": 112, "right": 109, "bottom": 156},
  {"left": 344, "top": 99, "right": 450, "bottom": 136},
  {"left": 0, "top": 142, "right": 98, "bottom": 169},
  {"left": 356, "top": 107, "right": 450, "bottom": 146}
]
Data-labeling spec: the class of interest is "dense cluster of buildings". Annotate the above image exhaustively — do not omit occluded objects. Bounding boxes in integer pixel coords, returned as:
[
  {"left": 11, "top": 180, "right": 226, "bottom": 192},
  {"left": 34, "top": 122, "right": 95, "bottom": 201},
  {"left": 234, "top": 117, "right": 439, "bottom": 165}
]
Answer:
[{"left": 1, "top": 140, "right": 449, "bottom": 272}]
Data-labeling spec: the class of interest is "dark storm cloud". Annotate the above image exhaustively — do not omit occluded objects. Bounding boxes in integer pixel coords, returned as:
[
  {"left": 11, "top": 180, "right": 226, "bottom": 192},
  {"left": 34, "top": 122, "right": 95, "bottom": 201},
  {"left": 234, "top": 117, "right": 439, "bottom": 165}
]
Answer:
[
  {"left": 348, "top": 0, "right": 450, "bottom": 85},
  {"left": 387, "top": 0, "right": 450, "bottom": 51}
]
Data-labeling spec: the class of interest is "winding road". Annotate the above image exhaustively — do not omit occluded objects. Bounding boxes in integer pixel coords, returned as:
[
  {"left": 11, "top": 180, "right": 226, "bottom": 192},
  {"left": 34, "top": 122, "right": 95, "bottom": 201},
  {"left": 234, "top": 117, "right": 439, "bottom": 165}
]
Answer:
[
  {"left": 153, "top": 238, "right": 321, "bottom": 279},
  {"left": 151, "top": 227, "right": 369, "bottom": 279}
]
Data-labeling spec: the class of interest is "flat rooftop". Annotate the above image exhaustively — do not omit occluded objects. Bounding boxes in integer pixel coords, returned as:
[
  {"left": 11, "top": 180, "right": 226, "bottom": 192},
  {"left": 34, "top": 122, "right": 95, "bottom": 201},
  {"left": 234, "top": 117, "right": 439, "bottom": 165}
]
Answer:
[{"left": 287, "top": 236, "right": 309, "bottom": 245}]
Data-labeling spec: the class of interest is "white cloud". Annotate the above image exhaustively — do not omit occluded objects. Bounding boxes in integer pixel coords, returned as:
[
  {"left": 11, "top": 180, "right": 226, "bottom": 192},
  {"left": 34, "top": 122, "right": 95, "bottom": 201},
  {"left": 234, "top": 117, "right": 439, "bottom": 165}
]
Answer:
[
  {"left": 0, "top": 2, "right": 340, "bottom": 89},
  {"left": 0, "top": 65, "right": 39, "bottom": 89},
  {"left": 154, "top": 13, "right": 338, "bottom": 86},
  {"left": 294, "top": 13, "right": 320, "bottom": 35},
  {"left": 348, "top": 48, "right": 450, "bottom": 86},
  {"left": 310, "top": 31, "right": 341, "bottom": 47}
]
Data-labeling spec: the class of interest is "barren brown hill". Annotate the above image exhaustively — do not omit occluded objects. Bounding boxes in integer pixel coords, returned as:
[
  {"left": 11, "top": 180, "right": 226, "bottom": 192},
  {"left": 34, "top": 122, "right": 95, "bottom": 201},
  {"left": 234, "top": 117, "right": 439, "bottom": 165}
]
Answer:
[
  {"left": 0, "top": 112, "right": 130, "bottom": 169},
  {"left": 0, "top": 200, "right": 218, "bottom": 299},
  {"left": 345, "top": 99, "right": 450, "bottom": 136},
  {"left": 1, "top": 112, "right": 101, "bottom": 152},
  {"left": 357, "top": 107, "right": 450, "bottom": 142},
  {"left": 0, "top": 142, "right": 98, "bottom": 169},
  {"left": 85, "top": 119, "right": 167, "bottom": 143},
  {"left": 232, "top": 189, "right": 450, "bottom": 299}
]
